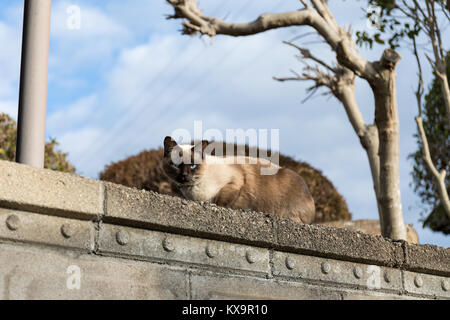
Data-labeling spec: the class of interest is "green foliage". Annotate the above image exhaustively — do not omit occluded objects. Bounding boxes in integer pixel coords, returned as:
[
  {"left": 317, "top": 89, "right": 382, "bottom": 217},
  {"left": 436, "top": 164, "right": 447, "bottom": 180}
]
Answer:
[
  {"left": 409, "top": 53, "right": 450, "bottom": 234},
  {"left": 99, "top": 145, "right": 352, "bottom": 223},
  {"left": 355, "top": 0, "right": 427, "bottom": 49},
  {"left": 0, "top": 113, "right": 16, "bottom": 161},
  {"left": 0, "top": 113, "right": 75, "bottom": 173}
]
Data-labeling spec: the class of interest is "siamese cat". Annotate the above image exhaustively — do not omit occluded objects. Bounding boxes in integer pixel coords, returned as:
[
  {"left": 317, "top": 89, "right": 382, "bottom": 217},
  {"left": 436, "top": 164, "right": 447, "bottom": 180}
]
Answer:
[{"left": 162, "top": 136, "right": 315, "bottom": 224}]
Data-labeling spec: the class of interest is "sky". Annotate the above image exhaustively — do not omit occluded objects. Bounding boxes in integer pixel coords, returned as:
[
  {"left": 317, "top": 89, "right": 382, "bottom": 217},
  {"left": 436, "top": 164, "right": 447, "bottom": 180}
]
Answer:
[{"left": 0, "top": 0, "right": 448, "bottom": 247}]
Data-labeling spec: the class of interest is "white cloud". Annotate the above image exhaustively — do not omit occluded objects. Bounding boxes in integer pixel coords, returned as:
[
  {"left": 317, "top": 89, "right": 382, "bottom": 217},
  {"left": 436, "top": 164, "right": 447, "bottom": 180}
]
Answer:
[
  {"left": 47, "top": 94, "right": 98, "bottom": 134},
  {"left": 51, "top": 2, "right": 128, "bottom": 38},
  {"left": 58, "top": 126, "right": 104, "bottom": 177},
  {"left": 0, "top": 19, "right": 21, "bottom": 121},
  {"left": 0, "top": 100, "right": 17, "bottom": 120},
  {"left": 49, "top": 1, "right": 131, "bottom": 74}
]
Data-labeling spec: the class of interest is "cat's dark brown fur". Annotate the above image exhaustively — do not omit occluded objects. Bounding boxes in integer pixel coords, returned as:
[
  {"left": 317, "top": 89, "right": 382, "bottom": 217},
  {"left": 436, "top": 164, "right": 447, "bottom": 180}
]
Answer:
[{"left": 162, "top": 136, "right": 315, "bottom": 223}]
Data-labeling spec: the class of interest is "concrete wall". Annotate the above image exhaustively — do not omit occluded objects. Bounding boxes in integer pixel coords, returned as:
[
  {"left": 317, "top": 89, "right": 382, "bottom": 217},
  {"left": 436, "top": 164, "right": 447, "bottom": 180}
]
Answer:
[{"left": 0, "top": 160, "right": 448, "bottom": 300}]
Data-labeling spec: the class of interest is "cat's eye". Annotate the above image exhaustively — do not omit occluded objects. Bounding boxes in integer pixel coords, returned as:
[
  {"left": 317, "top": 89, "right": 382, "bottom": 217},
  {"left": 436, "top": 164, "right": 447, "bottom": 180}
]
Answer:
[{"left": 190, "top": 164, "right": 197, "bottom": 170}]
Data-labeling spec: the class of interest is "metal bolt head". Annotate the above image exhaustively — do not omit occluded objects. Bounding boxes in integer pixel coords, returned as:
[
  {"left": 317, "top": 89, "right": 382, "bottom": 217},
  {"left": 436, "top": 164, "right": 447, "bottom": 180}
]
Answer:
[
  {"left": 116, "top": 230, "right": 129, "bottom": 246},
  {"left": 321, "top": 262, "right": 331, "bottom": 274},
  {"left": 61, "top": 224, "right": 76, "bottom": 239},
  {"left": 246, "top": 251, "right": 257, "bottom": 264},
  {"left": 205, "top": 244, "right": 217, "bottom": 258},
  {"left": 414, "top": 276, "right": 423, "bottom": 288},
  {"left": 383, "top": 272, "right": 391, "bottom": 283},
  {"left": 285, "top": 257, "right": 296, "bottom": 270},
  {"left": 442, "top": 280, "right": 449, "bottom": 292},
  {"left": 162, "top": 238, "right": 175, "bottom": 252},
  {"left": 353, "top": 266, "right": 363, "bottom": 279},
  {"left": 6, "top": 215, "right": 20, "bottom": 231}
]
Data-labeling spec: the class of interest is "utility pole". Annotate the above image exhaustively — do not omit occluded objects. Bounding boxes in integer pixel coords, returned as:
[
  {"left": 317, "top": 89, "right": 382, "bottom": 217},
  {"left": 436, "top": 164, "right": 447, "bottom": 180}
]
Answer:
[{"left": 16, "top": 0, "right": 52, "bottom": 168}]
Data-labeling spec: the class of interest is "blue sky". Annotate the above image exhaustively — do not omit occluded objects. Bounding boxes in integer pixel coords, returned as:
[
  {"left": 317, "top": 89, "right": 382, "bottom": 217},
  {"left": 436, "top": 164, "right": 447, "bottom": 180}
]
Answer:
[{"left": 0, "top": 0, "right": 448, "bottom": 247}]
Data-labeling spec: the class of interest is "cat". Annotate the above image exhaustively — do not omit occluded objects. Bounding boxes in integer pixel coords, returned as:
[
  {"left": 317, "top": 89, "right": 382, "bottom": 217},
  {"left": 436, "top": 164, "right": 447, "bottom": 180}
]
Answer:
[{"left": 162, "top": 136, "right": 315, "bottom": 224}]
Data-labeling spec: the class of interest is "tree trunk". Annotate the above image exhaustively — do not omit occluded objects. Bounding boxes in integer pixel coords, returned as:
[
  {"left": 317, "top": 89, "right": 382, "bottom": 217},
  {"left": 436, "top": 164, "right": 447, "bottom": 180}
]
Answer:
[
  {"left": 371, "top": 50, "right": 406, "bottom": 240},
  {"left": 360, "top": 125, "right": 383, "bottom": 228},
  {"left": 334, "top": 70, "right": 384, "bottom": 228}
]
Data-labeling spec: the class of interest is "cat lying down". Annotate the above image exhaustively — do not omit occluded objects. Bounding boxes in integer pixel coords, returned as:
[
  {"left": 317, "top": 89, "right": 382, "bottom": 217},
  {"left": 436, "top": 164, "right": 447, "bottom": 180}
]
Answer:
[{"left": 162, "top": 136, "right": 315, "bottom": 224}]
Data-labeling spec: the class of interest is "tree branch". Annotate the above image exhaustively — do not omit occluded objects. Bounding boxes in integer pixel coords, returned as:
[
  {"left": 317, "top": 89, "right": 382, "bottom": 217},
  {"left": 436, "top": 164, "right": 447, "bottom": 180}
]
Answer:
[
  {"left": 166, "top": 0, "right": 377, "bottom": 80},
  {"left": 412, "top": 34, "right": 450, "bottom": 219},
  {"left": 415, "top": 116, "right": 450, "bottom": 218},
  {"left": 283, "top": 41, "right": 337, "bottom": 73}
]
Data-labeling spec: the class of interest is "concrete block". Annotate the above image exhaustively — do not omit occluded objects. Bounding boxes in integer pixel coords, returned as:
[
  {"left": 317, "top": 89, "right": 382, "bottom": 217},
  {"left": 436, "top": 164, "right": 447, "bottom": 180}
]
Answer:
[
  {"left": 0, "top": 160, "right": 102, "bottom": 219},
  {"left": 403, "top": 271, "right": 450, "bottom": 299},
  {"left": 0, "top": 243, "right": 187, "bottom": 300},
  {"left": 404, "top": 243, "right": 450, "bottom": 277},
  {"left": 190, "top": 273, "right": 343, "bottom": 300},
  {"left": 340, "top": 290, "right": 422, "bottom": 300},
  {"left": 0, "top": 208, "right": 94, "bottom": 251},
  {"left": 104, "top": 182, "right": 276, "bottom": 246},
  {"left": 272, "top": 251, "right": 403, "bottom": 292},
  {"left": 275, "top": 218, "right": 404, "bottom": 268},
  {"left": 98, "top": 224, "right": 270, "bottom": 275}
]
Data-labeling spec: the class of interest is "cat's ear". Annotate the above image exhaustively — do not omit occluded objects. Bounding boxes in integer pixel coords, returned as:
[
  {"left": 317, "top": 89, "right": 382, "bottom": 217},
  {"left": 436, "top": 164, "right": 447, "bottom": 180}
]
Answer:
[{"left": 164, "top": 136, "right": 177, "bottom": 156}]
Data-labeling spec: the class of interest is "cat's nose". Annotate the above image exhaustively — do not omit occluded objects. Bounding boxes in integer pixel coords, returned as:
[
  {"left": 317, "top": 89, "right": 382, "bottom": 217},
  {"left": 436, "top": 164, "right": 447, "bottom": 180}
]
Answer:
[{"left": 180, "top": 172, "right": 189, "bottom": 182}]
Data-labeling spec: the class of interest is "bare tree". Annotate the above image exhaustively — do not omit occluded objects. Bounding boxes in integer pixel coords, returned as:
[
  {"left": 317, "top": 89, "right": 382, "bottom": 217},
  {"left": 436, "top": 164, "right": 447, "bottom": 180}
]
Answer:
[
  {"left": 365, "top": 0, "right": 450, "bottom": 221},
  {"left": 403, "top": 0, "right": 450, "bottom": 219},
  {"left": 166, "top": 0, "right": 407, "bottom": 240}
]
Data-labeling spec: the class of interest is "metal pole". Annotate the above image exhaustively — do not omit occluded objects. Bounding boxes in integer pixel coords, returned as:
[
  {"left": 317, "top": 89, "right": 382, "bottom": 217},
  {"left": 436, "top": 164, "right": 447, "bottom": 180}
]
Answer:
[{"left": 16, "top": 0, "right": 52, "bottom": 168}]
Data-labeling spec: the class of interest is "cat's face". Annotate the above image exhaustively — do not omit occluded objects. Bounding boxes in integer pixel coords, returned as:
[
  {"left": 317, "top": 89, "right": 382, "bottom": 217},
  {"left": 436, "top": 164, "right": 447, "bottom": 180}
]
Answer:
[{"left": 162, "top": 136, "right": 208, "bottom": 185}]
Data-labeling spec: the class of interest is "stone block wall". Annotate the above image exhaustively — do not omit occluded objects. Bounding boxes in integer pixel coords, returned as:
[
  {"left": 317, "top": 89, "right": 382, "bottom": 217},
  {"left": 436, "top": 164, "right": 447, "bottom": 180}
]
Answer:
[{"left": 0, "top": 160, "right": 448, "bottom": 299}]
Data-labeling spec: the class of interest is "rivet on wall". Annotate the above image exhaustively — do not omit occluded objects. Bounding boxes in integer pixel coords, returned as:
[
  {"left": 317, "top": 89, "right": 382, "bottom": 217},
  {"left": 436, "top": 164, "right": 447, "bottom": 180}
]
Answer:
[
  {"left": 442, "top": 280, "right": 449, "bottom": 292},
  {"left": 321, "top": 262, "right": 331, "bottom": 274},
  {"left": 414, "top": 276, "right": 423, "bottom": 288},
  {"left": 116, "top": 230, "right": 129, "bottom": 246},
  {"left": 6, "top": 215, "right": 20, "bottom": 231},
  {"left": 246, "top": 251, "right": 256, "bottom": 264},
  {"left": 285, "top": 257, "right": 296, "bottom": 270},
  {"left": 383, "top": 272, "right": 391, "bottom": 283},
  {"left": 205, "top": 244, "right": 217, "bottom": 258},
  {"left": 162, "top": 237, "right": 175, "bottom": 252},
  {"left": 353, "top": 266, "right": 363, "bottom": 279},
  {"left": 61, "top": 224, "right": 75, "bottom": 239}
]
